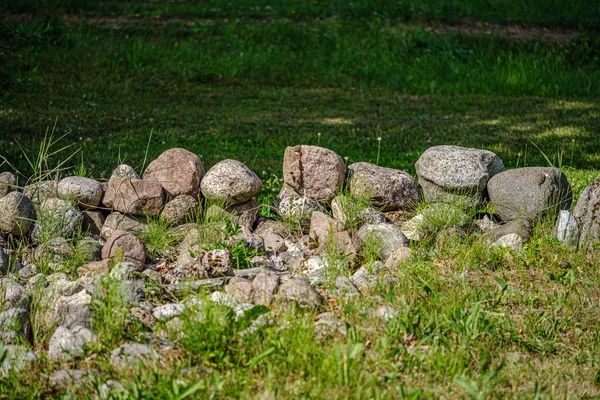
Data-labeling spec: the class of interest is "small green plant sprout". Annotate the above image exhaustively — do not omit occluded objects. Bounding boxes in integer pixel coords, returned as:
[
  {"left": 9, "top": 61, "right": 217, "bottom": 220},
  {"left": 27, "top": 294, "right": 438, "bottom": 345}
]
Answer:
[
  {"left": 331, "top": 191, "right": 371, "bottom": 232},
  {"left": 322, "top": 226, "right": 351, "bottom": 284},
  {"left": 317, "top": 132, "right": 322, "bottom": 146},
  {"left": 360, "top": 229, "right": 385, "bottom": 265}
]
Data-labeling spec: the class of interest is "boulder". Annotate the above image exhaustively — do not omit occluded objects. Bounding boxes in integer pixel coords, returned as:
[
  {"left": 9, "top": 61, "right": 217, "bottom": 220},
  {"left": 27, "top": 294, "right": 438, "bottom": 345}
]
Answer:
[
  {"left": 331, "top": 195, "right": 386, "bottom": 228},
  {"left": 101, "top": 230, "right": 146, "bottom": 270},
  {"left": 200, "top": 159, "right": 262, "bottom": 205},
  {"left": 283, "top": 145, "right": 345, "bottom": 205},
  {"left": 0, "top": 192, "right": 36, "bottom": 236},
  {"left": 227, "top": 200, "right": 260, "bottom": 234},
  {"left": 573, "top": 175, "right": 600, "bottom": 251},
  {"left": 101, "top": 212, "right": 148, "bottom": 239},
  {"left": 48, "top": 325, "right": 95, "bottom": 361},
  {"left": 347, "top": 162, "right": 419, "bottom": 211},
  {"left": 32, "top": 197, "right": 82, "bottom": 241},
  {"left": 276, "top": 277, "right": 323, "bottom": 308},
  {"left": 57, "top": 176, "right": 103, "bottom": 209},
  {"left": 309, "top": 211, "right": 344, "bottom": 243},
  {"left": 415, "top": 145, "right": 504, "bottom": 205},
  {"left": 81, "top": 210, "right": 105, "bottom": 236},
  {"left": 485, "top": 219, "right": 532, "bottom": 243},
  {"left": 0, "top": 345, "right": 36, "bottom": 378},
  {"left": 274, "top": 185, "right": 322, "bottom": 223},
  {"left": 252, "top": 270, "right": 280, "bottom": 306},
  {"left": 23, "top": 180, "right": 58, "bottom": 205},
  {"left": 487, "top": 167, "right": 572, "bottom": 222},
  {"left": 491, "top": 234, "right": 523, "bottom": 251},
  {"left": 356, "top": 223, "right": 409, "bottom": 260},
  {"left": 111, "top": 164, "right": 140, "bottom": 180},
  {"left": 384, "top": 247, "right": 412, "bottom": 268},
  {"left": 0, "top": 172, "right": 17, "bottom": 198},
  {"left": 160, "top": 195, "right": 198, "bottom": 226},
  {"left": 142, "top": 148, "right": 204, "bottom": 198},
  {"left": 110, "top": 343, "right": 161, "bottom": 370},
  {"left": 226, "top": 277, "right": 254, "bottom": 304},
  {"left": 103, "top": 176, "right": 164, "bottom": 216}
]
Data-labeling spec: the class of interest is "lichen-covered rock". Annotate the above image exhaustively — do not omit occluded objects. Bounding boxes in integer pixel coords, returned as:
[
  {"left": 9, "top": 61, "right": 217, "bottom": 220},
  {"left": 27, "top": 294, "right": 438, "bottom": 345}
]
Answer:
[
  {"left": 347, "top": 162, "right": 419, "bottom": 211},
  {"left": 166, "top": 248, "right": 232, "bottom": 284},
  {"left": 102, "top": 230, "right": 146, "bottom": 270},
  {"left": 385, "top": 247, "right": 412, "bottom": 268},
  {"left": 491, "top": 234, "right": 523, "bottom": 250},
  {"left": 142, "top": 148, "right": 204, "bottom": 198},
  {"left": 160, "top": 195, "right": 198, "bottom": 226},
  {"left": 103, "top": 176, "right": 164, "bottom": 216},
  {"left": 23, "top": 180, "right": 58, "bottom": 205},
  {"left": 573, "top": 175, "right": 600, "bottom": 251},
  {"left": 152, "top": 303, "right": 185, "bottom": 321},
  {"left": 487, "top": 167, "right": 572, "bottom": 222},
  {"left": 356, "top": 223, "right": 409, "bottom": 260},
  {"left": 0, "top": 172, "right": 17, "bottom": 198},
  {"left": 283, "top": 145, "right": 345, "bottom": 205},
  {"left": 201, "top": 159, "right": 262, "bottom": 205},
  {"left": 0, "top": 308, "right": 31, "bottom": 344},
  {"left": 415, "top": 145, "right": 505, "bottom": 205},
  {"left": 33, "top": 237, "right": 75, "bottom": 268},
  {"left": 57, "top": 176, "right": 103, "bottom": 209},
  {"left": 485, "top": 219, "right": 532, "bottom": 244},
  {"left": 273, "top": 183, "right": 322, "bottom": 222},
  {"left": 55, "top": 289, "right": 92, "bottom": 328},
  {"left": 0, "top": 192, "right": 36, "bottom": 236}
]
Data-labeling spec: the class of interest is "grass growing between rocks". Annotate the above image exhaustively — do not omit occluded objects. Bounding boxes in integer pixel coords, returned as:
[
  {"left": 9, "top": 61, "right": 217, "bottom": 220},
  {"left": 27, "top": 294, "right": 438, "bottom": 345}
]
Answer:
[{"left": 2, "top": 1, "right": 600, "bottom": 398}]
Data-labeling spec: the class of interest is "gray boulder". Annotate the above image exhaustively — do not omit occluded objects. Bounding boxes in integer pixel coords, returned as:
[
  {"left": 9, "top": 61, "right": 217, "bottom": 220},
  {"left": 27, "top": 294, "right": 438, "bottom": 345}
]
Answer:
[
  {"left": 487, "top": 167, "right": 572, "bottom": 222},
  {"left": 415, "top": 145, "right": 504, "bottom": 205},
  {"left": 201, "top": 159, "right": 262, "bottom": 205},
  {"left": 283, "top": 145, "right": 345, "bottom": 205},
  {"left": 0, "top": 192, "right": 36, "bottom": 236},
  {"left": 276, "top": 277, "right": 323, "bottom": 308},
  {"left": 491, "top": 234, "right": 523, "bottom": 251},
  {"left": 112, "top": 164, "right": 140, "bottom": 180},
  {"left": 0, "top": 308, "right": 31, "bottom": 344},
  {"left": 356, "top": 223, "right": 409, "bottom": 260},
  {"left": 274, "top": 184, "right": 322, "bottom": 222},
  {"left": 32, "top": 197, "right": 82, "bottom": 241},
  {"left": 57, "top": 176, "right": 103, "bottom": 209},
  {"left": 23, "top": 180, "right": 58, "bottom": 205},
  {"left": 252, "top": 269, "right": 280, "bottom": 306},
  {"left": 0, "top": 246, "right": 7, "bottom": 274},
  {"left": 347, "top": 162, "right": 419, "bottom": 211},
  {"left": 48, "top": 325, "right": 95, "bottom": 361},
  {"left": 485, "top": 219, "right": 532, "bottom": 244},
  {"left": 573, "top": 175, "right": 600, "bottom": 251}
]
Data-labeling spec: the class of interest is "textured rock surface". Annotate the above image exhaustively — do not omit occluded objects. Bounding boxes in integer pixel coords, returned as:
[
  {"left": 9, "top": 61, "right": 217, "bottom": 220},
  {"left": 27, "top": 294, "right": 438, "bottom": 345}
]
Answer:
[
  {"left": 32, "top": 197, "right": 82, "bottom": 241},
  {"left": 488, "top": 167, "right": 572, "bottom": 222},
  {"left": 23, "top": 180, "right": 58, "bottom": 205},
  {"left": 485, "top": 219, "right": 532, "bottom": 243},
  {"left": 492, "top": 233, "right": 523, "bottom": 250},
  {"left": 356, "top": 223, "right": 409, "bottom": 260},
  {"left": 274, "top": 186, "right": 322, "bottom": 222},
  {"left": 57, "top": 176, "right": 103, "bottom": 208},
  {"left": 81, "top": 210, "right": 105, "bottom": 236},
  {"left": 0, "top": 345, "right": 36, "bottom": 378},
  {"left": 252, "top": 269, "right": 280, "bottom": 306},
  {"left": 0, "top": 192, "right": 36, "bottom": 236},
  {"left": 143, "top": 148, "right": 204, "bottom": 197},
  {"left": 573, "top": 175, "right": 600, "bottom": 251},
  {"left": 415, "top": 145, "right": 504, "bottom": 205},
  {"left": 201, "top": 159, "right": 262, "bottom": 205},
  {"left": 283, "top": 145, "right": 345, "bottom": 204},
  {"left": 553, "top": 210, "right": 579, "bottom": 247},
  {"left": 384, "top": 247, "right": 412, "bottom": 268},
  {"left": 276, "top": 277, "right": 323, "bottom": 308},
  {"left": 227, "top": 200, "right": 260, "bottom": 234},
  {"left": 103, "top": 176, "right": 164, "bottom": 216},
  {"left": 309, "top": 211, "right": 344, "bottom": 243},
  {"left": 101, "top": 230, "right": 146, "bottom": 270},
  {"left": 48, "top": 325, "right": 95, "bottom": 361},
  {"left": 0, "top": 172, "right": 17, "bottom": 197},
  {"left": 347, "top": 162, "right": 419, "bottom": 211},
  {"left": 160, "top": 195, "right": 198, "bottom": 225},
  {"left": 226, "top": 277, "right": 254, "bottom": 304},
  {"left": 101, "top": 212, "right": 148, "bottom": 239},
  {"left": 112, "top": 164, "right": 140, "bottom": 179}
]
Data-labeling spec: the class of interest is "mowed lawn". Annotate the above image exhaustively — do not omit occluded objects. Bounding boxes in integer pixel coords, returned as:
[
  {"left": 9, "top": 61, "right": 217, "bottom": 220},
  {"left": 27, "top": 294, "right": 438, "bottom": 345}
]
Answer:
[{"left": 1, "top": 1, "right": 600, "bottom": 399}]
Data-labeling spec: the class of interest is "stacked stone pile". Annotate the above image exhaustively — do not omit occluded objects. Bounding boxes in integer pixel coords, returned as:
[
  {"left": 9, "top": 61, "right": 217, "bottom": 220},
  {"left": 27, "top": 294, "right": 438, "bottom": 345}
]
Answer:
[{"left": 0, "top": 143, "right": 597, "bottom": 374}]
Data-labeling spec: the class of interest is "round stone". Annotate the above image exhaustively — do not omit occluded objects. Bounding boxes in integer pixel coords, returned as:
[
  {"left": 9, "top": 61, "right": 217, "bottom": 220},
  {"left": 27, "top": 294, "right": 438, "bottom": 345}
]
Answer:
[
  {"left": 201, "top": 159, "right": 262, "bottom": 205},
  {"left": 58, "top": 176, "right": 103, "bottom": 208}
]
